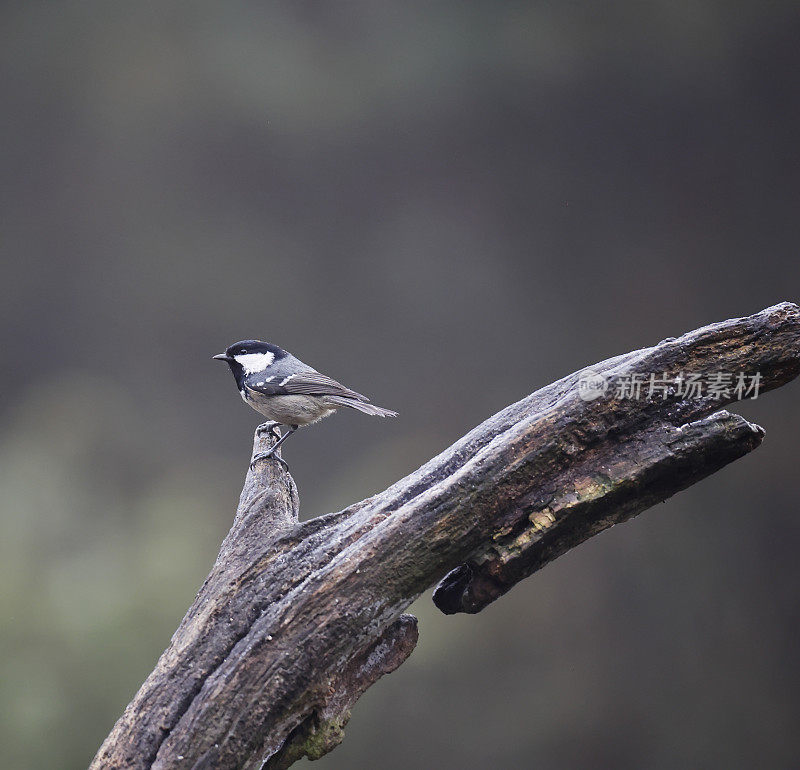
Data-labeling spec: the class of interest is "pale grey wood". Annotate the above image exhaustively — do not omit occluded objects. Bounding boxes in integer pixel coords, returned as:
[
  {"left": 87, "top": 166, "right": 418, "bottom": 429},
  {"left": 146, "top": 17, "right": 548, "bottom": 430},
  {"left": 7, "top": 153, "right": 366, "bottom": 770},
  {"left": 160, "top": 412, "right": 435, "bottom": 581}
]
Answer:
[{"left": 90, "top": 302, "right": 800, "bottom": 770}]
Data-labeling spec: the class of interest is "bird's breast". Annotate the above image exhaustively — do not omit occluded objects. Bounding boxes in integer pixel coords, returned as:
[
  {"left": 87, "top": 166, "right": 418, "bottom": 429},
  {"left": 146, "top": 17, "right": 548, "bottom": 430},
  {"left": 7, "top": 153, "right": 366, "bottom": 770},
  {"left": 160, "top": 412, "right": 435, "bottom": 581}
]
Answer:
[{"left": 244, "top": 389, "right": 336, "bottom": 426}]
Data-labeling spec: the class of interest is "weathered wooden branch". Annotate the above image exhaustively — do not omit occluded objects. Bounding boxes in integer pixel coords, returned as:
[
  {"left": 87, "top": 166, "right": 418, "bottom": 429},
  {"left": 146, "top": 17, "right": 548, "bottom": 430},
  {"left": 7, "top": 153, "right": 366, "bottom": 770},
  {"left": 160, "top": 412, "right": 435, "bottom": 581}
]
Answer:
[{"left": 91, "top": 303, "right": 800, "bottom": 770}]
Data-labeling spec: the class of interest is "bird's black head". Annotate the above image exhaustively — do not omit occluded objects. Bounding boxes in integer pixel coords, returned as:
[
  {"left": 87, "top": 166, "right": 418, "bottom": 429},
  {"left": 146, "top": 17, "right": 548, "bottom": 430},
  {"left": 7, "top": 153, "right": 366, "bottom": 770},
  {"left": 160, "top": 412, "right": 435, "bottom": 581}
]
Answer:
[{"left": 213, "top": 340, "right": 287, "bottom": 388}]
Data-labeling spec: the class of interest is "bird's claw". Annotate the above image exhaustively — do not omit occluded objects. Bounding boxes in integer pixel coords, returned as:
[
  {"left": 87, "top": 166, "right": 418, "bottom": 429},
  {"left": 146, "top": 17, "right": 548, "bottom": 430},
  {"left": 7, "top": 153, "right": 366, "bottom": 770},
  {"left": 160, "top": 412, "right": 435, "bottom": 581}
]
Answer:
[
  {"left": 256, "top": 421, "right": 281, "bottom": 441},
  {"left": 249, "top": 449, "right": 290, "bottom": 473}
]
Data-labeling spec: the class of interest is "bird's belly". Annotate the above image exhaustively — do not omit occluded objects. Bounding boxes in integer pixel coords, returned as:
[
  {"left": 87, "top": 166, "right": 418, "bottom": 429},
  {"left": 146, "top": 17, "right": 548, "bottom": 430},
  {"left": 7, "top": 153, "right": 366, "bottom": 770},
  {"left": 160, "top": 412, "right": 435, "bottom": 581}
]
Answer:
[{"left": 246, "top": 392, "right": 336, "bottom": 426}]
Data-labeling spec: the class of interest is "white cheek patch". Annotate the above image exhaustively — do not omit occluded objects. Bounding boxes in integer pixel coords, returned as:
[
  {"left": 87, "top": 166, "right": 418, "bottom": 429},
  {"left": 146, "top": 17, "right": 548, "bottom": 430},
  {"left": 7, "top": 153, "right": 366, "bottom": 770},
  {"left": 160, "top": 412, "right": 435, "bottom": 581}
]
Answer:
[{"left": 234, "top": 352, "right": 275, "bottom": 374}]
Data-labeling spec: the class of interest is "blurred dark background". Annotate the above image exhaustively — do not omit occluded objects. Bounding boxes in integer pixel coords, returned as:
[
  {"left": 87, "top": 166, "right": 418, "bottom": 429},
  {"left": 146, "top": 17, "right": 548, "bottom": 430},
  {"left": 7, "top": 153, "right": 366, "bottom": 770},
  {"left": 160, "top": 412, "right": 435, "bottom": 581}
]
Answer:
[{"left": 2, "top": 2, "right": 799, "bottom": 768}]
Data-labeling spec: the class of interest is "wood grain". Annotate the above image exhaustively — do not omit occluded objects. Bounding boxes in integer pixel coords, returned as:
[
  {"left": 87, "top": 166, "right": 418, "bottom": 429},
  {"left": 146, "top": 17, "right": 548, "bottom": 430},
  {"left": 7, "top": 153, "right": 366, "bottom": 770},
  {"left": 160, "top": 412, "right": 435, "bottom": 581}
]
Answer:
[{"left": 90, "top": 302, "right": 800, "bottom": 770}]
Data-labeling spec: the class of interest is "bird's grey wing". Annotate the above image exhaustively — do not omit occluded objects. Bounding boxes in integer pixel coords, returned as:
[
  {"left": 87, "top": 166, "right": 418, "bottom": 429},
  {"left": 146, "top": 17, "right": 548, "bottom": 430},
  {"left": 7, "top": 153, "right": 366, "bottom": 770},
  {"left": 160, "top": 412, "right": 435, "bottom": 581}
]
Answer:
[
  {"left": 283, "top": 371, "right": 370, "bottom": 401},
  {"left": 246, "top": 370, "right": 369, "bottom": 402},
  {"left": 243, "top": 379, "right": 288, "bottom": 397}
]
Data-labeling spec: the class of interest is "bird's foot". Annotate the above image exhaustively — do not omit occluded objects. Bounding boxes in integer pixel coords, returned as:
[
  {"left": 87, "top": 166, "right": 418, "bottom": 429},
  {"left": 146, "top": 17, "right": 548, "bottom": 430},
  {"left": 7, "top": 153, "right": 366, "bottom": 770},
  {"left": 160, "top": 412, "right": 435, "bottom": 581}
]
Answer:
[
  {"left": 250, "top": 448, "right": 290, "bottom": 473},
  {"left": 256, "top": 421, "right": 281, "bottom": 441}
]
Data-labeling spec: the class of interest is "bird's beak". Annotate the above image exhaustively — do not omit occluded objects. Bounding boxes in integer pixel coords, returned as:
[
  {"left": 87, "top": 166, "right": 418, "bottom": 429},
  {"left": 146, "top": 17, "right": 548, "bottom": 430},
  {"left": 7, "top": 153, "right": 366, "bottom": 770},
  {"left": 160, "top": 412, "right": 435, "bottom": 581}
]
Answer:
[{"left": 212, "top": 353, "right": 231, "bottom": 362}]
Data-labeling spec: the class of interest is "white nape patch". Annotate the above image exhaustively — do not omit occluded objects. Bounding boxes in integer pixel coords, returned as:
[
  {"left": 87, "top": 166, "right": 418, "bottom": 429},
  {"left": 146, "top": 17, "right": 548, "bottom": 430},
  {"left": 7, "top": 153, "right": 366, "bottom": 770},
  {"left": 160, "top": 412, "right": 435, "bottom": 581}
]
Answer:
[
  {"left": 234, "top": 351, "right": 275, "bottom": 374},
  {"left": 279, "top": 374, "right": 295, "bottom": 386}
]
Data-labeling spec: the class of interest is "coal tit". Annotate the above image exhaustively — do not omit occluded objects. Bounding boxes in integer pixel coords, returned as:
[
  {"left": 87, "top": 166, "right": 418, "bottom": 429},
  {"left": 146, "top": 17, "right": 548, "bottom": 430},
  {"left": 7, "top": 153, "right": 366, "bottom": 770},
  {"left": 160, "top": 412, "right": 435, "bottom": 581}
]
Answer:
[{"left": 213, "top": 340, "right": 397, "bottom": 469}]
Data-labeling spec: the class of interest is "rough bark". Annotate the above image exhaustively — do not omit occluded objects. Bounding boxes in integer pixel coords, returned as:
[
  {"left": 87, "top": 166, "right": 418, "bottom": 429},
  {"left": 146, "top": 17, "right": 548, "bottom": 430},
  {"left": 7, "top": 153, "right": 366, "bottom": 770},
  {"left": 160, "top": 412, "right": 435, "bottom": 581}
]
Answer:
[{"left": 91, "top": 302, "right": 800, "bottom": 770}]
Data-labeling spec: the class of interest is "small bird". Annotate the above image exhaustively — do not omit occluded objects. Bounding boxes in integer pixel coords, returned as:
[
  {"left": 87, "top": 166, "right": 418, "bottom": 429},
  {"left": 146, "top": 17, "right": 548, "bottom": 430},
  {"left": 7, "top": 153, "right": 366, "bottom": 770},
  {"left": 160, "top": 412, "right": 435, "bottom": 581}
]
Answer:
[{"left": 213, "top": 340, "right": 397, "bottom": 469}]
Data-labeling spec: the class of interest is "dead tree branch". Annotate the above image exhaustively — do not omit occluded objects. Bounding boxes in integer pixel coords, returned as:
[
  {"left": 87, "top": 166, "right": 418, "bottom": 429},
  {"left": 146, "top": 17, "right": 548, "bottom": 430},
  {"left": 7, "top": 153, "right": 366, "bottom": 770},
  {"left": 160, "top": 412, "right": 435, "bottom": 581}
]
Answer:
[{"left": 91, "top": 302, "right": 800, "bottom": 770}]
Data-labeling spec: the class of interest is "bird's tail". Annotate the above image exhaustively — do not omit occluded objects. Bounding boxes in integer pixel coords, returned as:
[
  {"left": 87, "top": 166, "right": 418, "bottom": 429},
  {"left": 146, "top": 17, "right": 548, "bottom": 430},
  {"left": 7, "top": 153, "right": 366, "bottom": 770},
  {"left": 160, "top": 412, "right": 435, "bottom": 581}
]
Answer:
[{"left": 325, "top": 396, "right": 398, "bottom": 417}]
